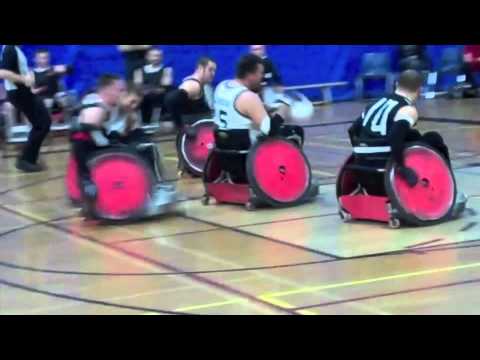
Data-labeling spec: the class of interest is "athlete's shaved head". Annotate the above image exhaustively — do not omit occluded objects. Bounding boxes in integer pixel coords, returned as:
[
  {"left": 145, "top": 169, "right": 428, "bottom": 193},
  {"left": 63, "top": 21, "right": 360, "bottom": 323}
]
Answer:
[{"left": 397, "top": 70, "right": 424, "bottom": 93}]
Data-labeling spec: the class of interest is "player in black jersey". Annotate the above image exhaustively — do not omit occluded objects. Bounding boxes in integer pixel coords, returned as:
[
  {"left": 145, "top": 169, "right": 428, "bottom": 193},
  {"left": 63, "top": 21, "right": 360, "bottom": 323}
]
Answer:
[
  {"left": 348, "top": 70, "right": 450, "bottom": 194},
  {"left": 134, "top": 48, "right": 174, "bottom": 124},
  {"left": 164, "top": 57, "right": 217, "bottom": 131}
]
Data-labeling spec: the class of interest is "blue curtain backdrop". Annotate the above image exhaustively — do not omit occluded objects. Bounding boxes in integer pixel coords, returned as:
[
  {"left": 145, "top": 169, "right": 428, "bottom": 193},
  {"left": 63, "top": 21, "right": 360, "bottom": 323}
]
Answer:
[{"left": 4, "top": 45, "right": 464, "bottom": 101}]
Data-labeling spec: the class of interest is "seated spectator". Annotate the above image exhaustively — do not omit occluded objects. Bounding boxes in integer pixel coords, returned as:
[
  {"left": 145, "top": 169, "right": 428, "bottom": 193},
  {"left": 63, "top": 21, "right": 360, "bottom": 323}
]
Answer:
[
  {"left": 133, "top": 48, "right": 175, "bottom": 124},
  {"left": 463, "top": 45, "right": 480, "bottom": 95},
  {"left": 118, "top": 45, "right": 153, "bottom": 83},
  {"left": 32, "top": 49, "right": 74, "bottom": 121}
]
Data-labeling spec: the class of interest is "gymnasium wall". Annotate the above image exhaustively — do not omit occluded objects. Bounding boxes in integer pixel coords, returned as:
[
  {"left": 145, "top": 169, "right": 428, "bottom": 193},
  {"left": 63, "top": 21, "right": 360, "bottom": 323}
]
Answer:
[{"left": 13, "top": 45, "right": 464, "bottom": 101}]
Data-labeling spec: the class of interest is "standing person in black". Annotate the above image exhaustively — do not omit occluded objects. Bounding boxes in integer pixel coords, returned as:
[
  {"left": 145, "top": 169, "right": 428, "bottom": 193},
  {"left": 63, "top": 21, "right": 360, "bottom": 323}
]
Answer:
[
  {"left": 32, "top": 48, "right": 73, "bottom": 117},
  {"left": 134, "top": 48, "right": 174, "bottom": 124},
  {"left": 118, "top": 45, "right": 153, "bottom": 83},
  {"left": 0, "top": 45, "right": 51, "bottom": 172},
  {"left": 250, "top": 45, "right": 282, "bottom": 87}
]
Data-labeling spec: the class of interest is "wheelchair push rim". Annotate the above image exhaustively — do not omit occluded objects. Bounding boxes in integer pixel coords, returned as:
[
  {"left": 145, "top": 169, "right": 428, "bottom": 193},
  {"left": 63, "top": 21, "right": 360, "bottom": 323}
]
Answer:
[
  {"left": 386, "top": 143, "right": 456, "bottom": 225},
  {"left": 179, "top": 119, "right": 216, "bottom": 176},
  {"left": 89, "top": 151, "right": 155, "bottom": 221}
]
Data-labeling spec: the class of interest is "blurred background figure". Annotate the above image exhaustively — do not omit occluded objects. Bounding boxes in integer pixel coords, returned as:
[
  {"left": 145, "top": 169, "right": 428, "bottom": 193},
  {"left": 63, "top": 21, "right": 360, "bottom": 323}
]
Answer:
[
  {"left": 118, "top": 45, "right": 153, "bottom": 83},
  {"left": 133, "top": 48, "right": 175, "bottom": 124},
  {"left": 0, "top": 45, "right": 52, "bottom": 172},
  {"left": 250, "top": 45, "right": 282, "bottom": 88},
  {"left": 462, "top": 45, "right": 480, "bottom": 96},
  {"left": 398, "top": 45, "right": 431, "bottom": 72},
  {"left": 32, "top": 48, "right": 75, "bottom": 123}
]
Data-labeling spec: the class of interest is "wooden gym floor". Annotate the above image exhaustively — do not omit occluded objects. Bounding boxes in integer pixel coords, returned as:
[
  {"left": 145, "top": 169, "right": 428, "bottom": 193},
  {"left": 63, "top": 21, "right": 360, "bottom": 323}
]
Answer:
[{"left": 1, "top": 97, "right": 480, "bottom": 315}]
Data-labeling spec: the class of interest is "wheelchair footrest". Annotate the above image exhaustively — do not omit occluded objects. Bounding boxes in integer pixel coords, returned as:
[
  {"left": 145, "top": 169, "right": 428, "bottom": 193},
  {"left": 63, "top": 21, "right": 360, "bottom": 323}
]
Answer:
[
  {"left": 206, "top": 183, "right": 251, "bottom": 205},
  {"left": 340, "top": 195, "right": 390, "bottom": 222}
]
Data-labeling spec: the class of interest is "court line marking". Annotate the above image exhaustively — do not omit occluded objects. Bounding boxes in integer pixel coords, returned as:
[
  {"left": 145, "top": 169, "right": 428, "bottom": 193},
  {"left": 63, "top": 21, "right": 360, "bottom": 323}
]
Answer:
[
  {"left": 2, "top": 199, "right": 479, "bottom": 275},
  {"left": 260, "top": 261, "right": 480, "bottom": 300},
  {"left": 15, "top": 275, "right": 258, "bottom": 315},
  {"left": 180, "top": 213, "right": 341, "bottom": 259},
  {"left": 0, "top": 204, "right": 385, "bottom": 315},
  {"left": 0, "top": 204, "right": 298, "bottom": 315},
  {"left": 0, "top": 174, "right": 65, "bottom": 196},
  {"left": 291, "top": 277, "right": 480, "bottom": 312},
  {"left": 175, "top": 299, "right": 246, "bottom": 312},
  {"left": 0, "top": 278, "right": 192, "bottom": 315},
  {"left": 421, "top": 117, "right": 480, "bottom": 126}
]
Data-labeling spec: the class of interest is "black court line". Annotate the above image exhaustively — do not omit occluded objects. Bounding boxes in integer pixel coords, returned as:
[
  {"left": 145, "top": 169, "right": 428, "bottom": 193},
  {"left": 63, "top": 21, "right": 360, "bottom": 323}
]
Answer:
[
  {"left": 461, "top": 222, "right": 478, "bottom": 232},
  {"left": 236, "top": 213, "right": 338, "bottom": 229},
  {"left": 0, "top": 175, "right": 64, "bottom": 196},
  {"left": 0, "top": 204, "right": 297, "bottom": 315},
  {"left": 0, "top": 278, "right": 193, "bottom": 315},
  {"left": 404, "top": 238, "right": 480, "bottom": 251},
  {"left": 0, "top": 214, "right": 77, "bottom": 241},
  {"left": 302, "top": 120, "right": 354, "bottom": 128},
  {"left": 405, "top": 238, "right": 444, "bottom": 249},
  {"left": 111, "top": 228, "right": 221, "bottom": 245},
  {"left": 291, "top": 277, "right": 480, "bottom": 312},
  {"left": 298, "top": 116, "right": 480, "bottom": 130},
  {"left": 1, "top": 203, "right": 479, "bottom": 280},
  {"left": 0, "top": 258, "right": 336, "bottom": 277},
  {"left": 2, "top": 136, "right": 178, "bottom": 158},
  {"left": 180, "top": 213, "right": 342, "bottom": 260},
  {"left": 421, "top": 117, "right": 480, "bottom": 126}
]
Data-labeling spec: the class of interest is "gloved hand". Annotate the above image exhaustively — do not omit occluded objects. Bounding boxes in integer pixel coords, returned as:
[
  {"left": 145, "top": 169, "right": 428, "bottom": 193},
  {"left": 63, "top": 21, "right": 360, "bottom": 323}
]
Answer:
[
  {"left": 108, "top": 131, "right": 125, "bottom": 146},
  {"left": 397, "top": 166, "right": 418, "bottom": 187}
]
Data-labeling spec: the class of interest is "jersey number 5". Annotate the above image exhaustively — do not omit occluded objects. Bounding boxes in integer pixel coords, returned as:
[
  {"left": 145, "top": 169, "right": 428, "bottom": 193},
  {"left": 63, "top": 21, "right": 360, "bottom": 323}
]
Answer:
[{"left": 219, "top": 110, "right": 228, "bottom": 128}]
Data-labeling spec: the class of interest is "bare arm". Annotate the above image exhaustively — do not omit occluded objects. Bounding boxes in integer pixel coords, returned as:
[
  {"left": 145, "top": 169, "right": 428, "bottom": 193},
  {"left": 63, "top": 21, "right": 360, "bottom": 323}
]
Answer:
[
  {"left": 79, "top": 107, "right": 108, "bottom": 127},
  {"left": 133, "top": 68, "right": 143, "bottom": 87},
  {"left": 0, "top": 69, "right": 29, "bottom": 86},
  {"left": 160, "top": 67, "right": 174, "bottom": 87},
  {"left": 125, "top": 112, "right": 140, "bottom": 133},
  {"left": 179, "top": 79, "right": 201, "bottom": 100},
  {"left": 236, "top": 91, "right": 269, "bottom": 129}
]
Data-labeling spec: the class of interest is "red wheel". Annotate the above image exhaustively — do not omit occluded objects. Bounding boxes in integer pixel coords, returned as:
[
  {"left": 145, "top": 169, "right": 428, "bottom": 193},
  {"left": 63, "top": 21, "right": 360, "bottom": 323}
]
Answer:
[
  {"left": 89, "top": 152, "right": 154, "bottom": 221},
  {"left": 386, "top": 143, "right": 456, "bottom": 225},
  {"left": 65, "top": 154, "right": 82, "bottom": 204},
  {"left": 248, "top": 138, "right": 311, "bottom": 206},
  {"left": 179, "top": 119, "right": 215, "bottom": 176}
]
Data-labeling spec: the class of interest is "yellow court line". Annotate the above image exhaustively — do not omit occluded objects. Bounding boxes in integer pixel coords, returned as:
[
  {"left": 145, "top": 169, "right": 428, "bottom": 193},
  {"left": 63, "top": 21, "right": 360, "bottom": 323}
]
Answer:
[
  {"left": 175, "top": 299, "right": 246, "bottom": 312},
  {"left": 3, "top": 206, "right": 50, "bottom": 223},
  {"left": 261, "top": 261, "right": 480, "bottom": 299},
  {"left": 259, "top": 296, "right": 317, "bottom": 315}
]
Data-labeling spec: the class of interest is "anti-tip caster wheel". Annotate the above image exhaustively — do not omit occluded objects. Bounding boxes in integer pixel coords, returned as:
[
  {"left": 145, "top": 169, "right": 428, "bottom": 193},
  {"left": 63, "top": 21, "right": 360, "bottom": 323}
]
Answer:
[
  {"left": 201, "top": 195, "right": 210, "bottom": 206},
  {"left": 339, "top": 209, "right": 352, "bottom": 222},
  {"left": 389, "top": 217, "right": 401, "bottom": 229},
  {"left": 245, "top": 201, "right": 256, "bottom": 212}
]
